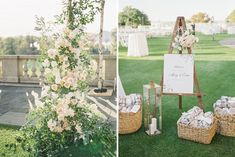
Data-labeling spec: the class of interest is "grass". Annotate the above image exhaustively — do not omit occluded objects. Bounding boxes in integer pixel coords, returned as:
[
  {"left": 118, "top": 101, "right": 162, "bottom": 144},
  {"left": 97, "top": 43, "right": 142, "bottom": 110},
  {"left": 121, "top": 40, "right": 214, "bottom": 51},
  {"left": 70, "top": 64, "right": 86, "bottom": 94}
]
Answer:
[
  {"left": 119, "top": 33, "right": 235, "bottom": 157},
  {"left": 0, "top": 125, "right": 29, "bottom": 157},
  {"left": 0, "top": 124, "right": 114, "bottom": 157}
]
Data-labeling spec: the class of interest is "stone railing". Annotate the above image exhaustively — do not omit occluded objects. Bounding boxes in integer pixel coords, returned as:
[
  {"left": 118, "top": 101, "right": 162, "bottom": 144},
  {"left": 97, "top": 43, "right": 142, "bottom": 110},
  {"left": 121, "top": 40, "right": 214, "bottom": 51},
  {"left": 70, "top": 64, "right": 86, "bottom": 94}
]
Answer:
[{"left": 0, "top": 55, "right": 116, "bottom": 87}]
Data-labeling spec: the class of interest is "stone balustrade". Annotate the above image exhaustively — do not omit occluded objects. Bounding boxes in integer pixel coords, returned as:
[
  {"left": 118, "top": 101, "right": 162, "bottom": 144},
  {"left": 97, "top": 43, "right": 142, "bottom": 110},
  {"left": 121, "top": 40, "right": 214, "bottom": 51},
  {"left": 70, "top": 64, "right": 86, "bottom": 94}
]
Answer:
[{"left": 0, "top": 55, "right": 116, "bottom": 87}]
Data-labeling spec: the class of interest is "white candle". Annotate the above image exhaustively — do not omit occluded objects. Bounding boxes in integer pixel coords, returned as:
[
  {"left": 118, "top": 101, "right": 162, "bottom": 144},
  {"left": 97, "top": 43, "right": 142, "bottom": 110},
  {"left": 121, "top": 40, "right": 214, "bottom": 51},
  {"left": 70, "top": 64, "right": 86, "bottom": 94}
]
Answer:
[
  {"left": 151, "top": 124, "right": 155, "bottom": 134},
  {"left": 149, "top": 124, "right": 154, "bottom": 135},
  {"left": 151, "top": 118, "right": 157, "bottom": 130}
]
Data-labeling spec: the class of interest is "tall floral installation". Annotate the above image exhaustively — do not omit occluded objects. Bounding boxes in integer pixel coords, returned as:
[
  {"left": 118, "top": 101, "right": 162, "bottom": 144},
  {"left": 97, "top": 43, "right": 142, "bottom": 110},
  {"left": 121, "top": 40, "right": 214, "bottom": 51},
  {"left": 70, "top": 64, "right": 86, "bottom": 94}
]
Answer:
[{"left": 8, "top": 0, "right": 116, "bottom": 156}]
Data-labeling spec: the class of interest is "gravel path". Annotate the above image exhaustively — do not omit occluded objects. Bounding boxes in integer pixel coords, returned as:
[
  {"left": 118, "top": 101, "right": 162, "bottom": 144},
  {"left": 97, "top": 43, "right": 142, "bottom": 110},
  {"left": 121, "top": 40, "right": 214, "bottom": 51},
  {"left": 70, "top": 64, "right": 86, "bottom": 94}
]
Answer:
[{"left": 219, "top": 39, "right": 235, "bottom": 48}]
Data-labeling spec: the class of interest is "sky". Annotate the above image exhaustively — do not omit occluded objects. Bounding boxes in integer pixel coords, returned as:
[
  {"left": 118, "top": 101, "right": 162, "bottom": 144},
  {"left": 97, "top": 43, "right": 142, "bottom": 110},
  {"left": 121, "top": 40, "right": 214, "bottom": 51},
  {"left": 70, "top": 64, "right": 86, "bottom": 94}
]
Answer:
[
  {"left": 0, "top": 0, "right": 117, "bottom": 37},
  {"left": 119, "top": 0, "right": 235, "bottom": 22}
]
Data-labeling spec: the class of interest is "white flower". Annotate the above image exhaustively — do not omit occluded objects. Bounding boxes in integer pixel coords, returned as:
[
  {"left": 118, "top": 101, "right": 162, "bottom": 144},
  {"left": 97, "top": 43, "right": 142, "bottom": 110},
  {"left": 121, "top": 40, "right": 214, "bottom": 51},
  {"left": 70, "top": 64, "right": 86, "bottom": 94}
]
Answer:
[
  {"left": 47, "top": 49, "right": 57, "bottom": 59},
  {"left": 75, "top": 124, "right": 83, "bottom": 134},
  {"left": 62, "top": 62, "right": 70, "bottom": 69},
  {"left": 71, "top": 99, "right": 78, "bottom": 105},
  {"left": 66, "top": 92, "right": 74, "bottom": 99},
  {"left": 51, "top": 84, "right": 58, "bottom": 91},
  {"left": 68, "top": 32, "right": 77, "bottom": 40},
  {"left": 41, "top": 86, "right": 50, "bottom": 97},
  {"left": 55, "top": 38, "right": 64, "bottom": 48},
  {"left": 62, "top": 119, "right": 71, "bottom": 131},
  {"left": 54, "top": 125, "right": 64, "bottom": 133},
  {"left": 55, "top": 72, "right": 61, "bottom": 84},
  {"left": 51, "top": 61, "right": 58, "bottom": 67},
  {"left": 51, "top": 92, "right": 59, "bottom": 99},
  {"left": 56, "top": 103, "right": 75, "bottom": 120},
  {"left": 42, "top": 59, "right": 50, "bottom": 68},
  {"left": 174, "top": 37, "right": 179, "bottom": 42},
  {"left": 59, "top": 55, "right": 65, "bottom": 63},
  {"left": 44, "top": 68, "right": 52, "bottom": 75},
  {"left": 64, "top": 82, "right": 71, "bottom": 88},
  {"left": 63, "top": 27, "right": 71, "bottom": 36},
  {"left": 47, "top": 119, "right": 57, "bottom": 131}
]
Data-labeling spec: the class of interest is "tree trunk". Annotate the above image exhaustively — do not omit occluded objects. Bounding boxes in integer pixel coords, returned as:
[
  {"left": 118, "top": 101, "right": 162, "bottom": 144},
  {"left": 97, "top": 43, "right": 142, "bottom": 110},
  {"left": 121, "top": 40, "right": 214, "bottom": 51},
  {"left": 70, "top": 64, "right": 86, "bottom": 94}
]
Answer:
[
  {"left": 98, "top": 0, "right": 105, "bottom": 90},
  {"left": 67, "top": 0, "right": 74, "bottom": 30}
]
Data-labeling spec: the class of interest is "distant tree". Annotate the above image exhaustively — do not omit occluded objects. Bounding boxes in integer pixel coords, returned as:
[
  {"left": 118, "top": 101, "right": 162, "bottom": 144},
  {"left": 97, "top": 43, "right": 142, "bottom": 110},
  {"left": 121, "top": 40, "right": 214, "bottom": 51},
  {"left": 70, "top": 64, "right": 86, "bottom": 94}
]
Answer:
[
  {"left": 226, "top": 10, "right": 235, "bottom": 23},
  {"left": 0, "top": 36, "right": 40, "bottom": 55},
  {"left": 3, "top": 37, "right": 16, "bottom": 55},
  {"left": 190, "top": 12, "right": 212, "bottom": 23},
  {"left": 119, "top": 6, "right": 151, "bottom": 28},
  {"left": 0, "top": 38, "right": 4, "bottom": 55}
]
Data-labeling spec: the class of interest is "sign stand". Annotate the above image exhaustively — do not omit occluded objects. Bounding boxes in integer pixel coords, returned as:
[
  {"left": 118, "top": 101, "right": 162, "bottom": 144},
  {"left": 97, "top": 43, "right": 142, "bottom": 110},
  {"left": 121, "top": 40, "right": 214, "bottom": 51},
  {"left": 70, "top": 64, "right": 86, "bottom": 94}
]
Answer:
[{"left": 160, "top": 16, "right": 204, "bottom": 111}]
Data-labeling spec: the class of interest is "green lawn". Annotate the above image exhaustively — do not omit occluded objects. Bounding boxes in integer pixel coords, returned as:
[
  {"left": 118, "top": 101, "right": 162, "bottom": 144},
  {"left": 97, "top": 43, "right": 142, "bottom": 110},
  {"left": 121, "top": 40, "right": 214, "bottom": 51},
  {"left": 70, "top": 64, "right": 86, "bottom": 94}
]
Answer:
[
  {"left": 0, "top": 125, "right": 114, "bottom": 157},
  {"left": 119, "top": 33, "right": 235, "bottom": 157},
  {"left": 0, "top": 125, "right": 28, "bottom": 157}
]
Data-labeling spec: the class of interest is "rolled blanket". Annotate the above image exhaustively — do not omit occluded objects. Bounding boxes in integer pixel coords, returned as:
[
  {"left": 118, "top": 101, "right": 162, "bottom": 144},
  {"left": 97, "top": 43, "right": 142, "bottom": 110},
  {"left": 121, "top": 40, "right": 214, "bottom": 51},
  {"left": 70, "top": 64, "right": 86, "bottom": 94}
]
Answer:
[
  {"left": 119, "top": 94, "right": 141, "bottom": 113},
  {"left": 213, "top": 96, "right": 235, "bottom": 117},
  {"left": 179, "top": 106, "right": 214, "bottom": 128}
]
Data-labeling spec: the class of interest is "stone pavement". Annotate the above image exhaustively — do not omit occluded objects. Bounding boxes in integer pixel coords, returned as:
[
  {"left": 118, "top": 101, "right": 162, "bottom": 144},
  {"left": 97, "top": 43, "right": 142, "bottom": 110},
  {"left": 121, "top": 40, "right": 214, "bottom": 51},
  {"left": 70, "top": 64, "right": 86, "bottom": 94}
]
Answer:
[{"left": 0, "top": 85, "right": 116, "bottom": 129}]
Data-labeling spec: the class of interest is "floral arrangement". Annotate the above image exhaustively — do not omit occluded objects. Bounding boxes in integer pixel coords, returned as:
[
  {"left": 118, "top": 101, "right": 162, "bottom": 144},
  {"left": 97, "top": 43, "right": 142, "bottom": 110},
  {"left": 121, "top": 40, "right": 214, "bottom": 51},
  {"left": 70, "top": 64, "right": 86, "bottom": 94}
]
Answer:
[
  {"left": 172, "top": 29, "right": 199, "bottom": 51},
  {"left": 7, "top": 1, "right": 116, "bottom": 157}
]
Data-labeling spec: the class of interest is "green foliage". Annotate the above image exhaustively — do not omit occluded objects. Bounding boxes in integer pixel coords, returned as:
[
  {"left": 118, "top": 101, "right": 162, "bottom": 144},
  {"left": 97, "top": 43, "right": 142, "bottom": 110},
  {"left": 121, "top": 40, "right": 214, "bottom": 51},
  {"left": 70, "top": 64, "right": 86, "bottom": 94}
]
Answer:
[
  {"left": 190, "top": 12, "right": 213, "bottom": 23},
  {"left": 35, "top": 16, "right": 55, "bottom": 55},
  {"left": 56, "top": 0, "right": 101, "bottom": 30},
  {"left": 0, "top": 36, "right": 40, "bottom": 55},
  {"left": 226, "top": 10, "right": 235, "bottom": 23},
  {"left": 118, "top": 6, "right": 151, "bottom": 28}
]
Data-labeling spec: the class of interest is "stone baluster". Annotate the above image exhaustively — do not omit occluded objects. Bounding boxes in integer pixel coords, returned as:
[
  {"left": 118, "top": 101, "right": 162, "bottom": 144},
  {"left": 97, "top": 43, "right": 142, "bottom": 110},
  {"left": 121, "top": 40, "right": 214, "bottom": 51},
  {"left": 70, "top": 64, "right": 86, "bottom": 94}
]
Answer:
[
  {"left": 23, "top": 59, "right": 29, "bottom": 78},
  {"left": 31, "top": 59, "right": 37, "bottom": 77},
  {"left": 0, "top": 61, "right": 2, "bottom": 77}
]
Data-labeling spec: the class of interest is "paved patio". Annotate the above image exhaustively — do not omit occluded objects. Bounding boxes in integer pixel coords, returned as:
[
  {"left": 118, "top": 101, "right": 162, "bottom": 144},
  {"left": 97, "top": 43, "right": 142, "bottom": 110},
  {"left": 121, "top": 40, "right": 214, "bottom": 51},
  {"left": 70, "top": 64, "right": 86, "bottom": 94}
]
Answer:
[{"left": 0, "top": 85, "right": 116, "bottom": 129}]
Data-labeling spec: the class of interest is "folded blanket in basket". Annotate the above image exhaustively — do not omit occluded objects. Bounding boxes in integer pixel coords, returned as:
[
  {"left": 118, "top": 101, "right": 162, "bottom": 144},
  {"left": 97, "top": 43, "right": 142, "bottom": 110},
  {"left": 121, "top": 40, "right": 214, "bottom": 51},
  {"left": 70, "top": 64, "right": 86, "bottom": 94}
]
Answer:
[
  {"left": 119, "top": 94, "right": 141, "bottom": 113},
  {"left": 214, "top": 96, "right": 235, "bottom": 116},
  {"left": 178, "top": 106, "right": 214, "bottom": 128}
]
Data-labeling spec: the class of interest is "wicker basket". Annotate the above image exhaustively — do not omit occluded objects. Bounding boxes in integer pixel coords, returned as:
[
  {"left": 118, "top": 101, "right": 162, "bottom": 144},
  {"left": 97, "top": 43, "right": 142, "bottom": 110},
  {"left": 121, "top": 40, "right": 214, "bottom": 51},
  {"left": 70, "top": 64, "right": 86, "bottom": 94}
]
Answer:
[
  {"left": 119, "top": 103, "right": 142, "bottom": 134},
  {"left": 177, "top": 118, "right": 217, "bottom": 144},
  {"left": 215, "top": 112, "right": 235, "bottom": 137}
]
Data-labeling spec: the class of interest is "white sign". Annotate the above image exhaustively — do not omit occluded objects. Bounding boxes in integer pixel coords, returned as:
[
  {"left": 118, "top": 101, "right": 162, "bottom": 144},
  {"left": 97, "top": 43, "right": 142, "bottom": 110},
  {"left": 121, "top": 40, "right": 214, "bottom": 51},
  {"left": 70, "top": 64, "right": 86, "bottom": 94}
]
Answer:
[{"left": 163, "top": 54, "right": 194, "bottom": 94}]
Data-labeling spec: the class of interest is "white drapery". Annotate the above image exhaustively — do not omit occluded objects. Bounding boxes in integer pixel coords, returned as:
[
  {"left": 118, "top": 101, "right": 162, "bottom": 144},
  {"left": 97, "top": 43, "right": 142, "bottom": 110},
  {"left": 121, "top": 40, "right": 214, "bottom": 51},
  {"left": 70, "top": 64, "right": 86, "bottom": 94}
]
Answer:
[{"left": 127, "top": 33, "right": 149, "bottom": 57}]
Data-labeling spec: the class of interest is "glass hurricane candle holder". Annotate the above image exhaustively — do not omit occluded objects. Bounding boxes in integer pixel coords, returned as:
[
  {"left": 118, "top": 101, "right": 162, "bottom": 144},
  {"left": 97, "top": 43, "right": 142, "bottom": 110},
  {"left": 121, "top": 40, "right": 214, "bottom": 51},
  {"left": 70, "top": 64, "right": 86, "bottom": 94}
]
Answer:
[{"left": 143, "top": 82, "right": 162, "bottom": 135}]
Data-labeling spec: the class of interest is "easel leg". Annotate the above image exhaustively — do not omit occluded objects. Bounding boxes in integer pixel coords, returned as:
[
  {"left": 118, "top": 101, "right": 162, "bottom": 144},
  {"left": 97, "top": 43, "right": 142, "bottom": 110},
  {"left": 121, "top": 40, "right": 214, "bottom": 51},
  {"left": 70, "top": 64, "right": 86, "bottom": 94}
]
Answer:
[
  {"left": 197, "top": 96, "right": 204, "bottom": 111},
  {"left": 179, "top": 95, "right": 182, "bottom": 111}
]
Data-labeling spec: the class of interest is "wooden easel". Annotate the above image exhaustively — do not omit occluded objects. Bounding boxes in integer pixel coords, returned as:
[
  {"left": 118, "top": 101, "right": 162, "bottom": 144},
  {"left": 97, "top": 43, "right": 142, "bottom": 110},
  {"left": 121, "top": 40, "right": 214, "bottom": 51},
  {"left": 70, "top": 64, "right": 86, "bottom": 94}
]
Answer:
[{"left": 160, "top": 16, "right": 204, "bottom": 111}]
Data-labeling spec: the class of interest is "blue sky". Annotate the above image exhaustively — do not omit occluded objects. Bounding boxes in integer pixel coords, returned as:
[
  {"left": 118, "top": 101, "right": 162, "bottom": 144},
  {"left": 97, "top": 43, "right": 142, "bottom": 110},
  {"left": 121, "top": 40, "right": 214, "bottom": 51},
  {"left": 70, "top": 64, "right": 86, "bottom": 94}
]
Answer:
[
  {"left": 119, "top": 0, "right": 235, "bottom": 22},
  {"left": 0, "top": 0, "right": 117, "bottom": 37}
]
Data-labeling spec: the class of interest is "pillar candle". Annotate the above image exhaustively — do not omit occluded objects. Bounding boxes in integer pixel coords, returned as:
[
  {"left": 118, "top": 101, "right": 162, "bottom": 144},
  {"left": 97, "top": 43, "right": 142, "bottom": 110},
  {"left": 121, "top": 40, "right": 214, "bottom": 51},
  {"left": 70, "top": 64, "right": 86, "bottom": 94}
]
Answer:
[{"left": 149, "top": 124, "right": 155, "bottom": 135}]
